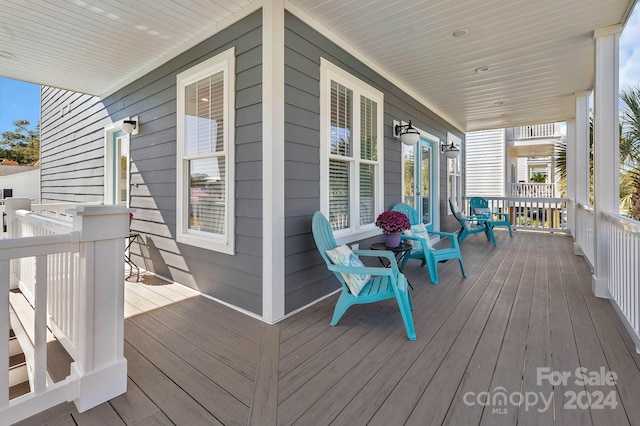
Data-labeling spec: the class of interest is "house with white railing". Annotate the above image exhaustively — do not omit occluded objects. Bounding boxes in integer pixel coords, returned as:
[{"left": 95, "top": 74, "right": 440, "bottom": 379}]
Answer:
[
  {"left": 465, "top": 122, "right": 566, "bottom": 231},
  {"left": 466, "top": 123, "right": 563, "bottom": 199},
  {"left": 0, "top": 0, "right": 639, "bottom": 423}
]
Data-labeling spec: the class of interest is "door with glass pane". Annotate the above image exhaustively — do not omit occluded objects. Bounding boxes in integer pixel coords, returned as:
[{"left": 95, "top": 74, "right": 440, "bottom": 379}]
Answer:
[
  {"left": 107, "top": 131, "right": 129, "bottom": 207},
  {"left": 403, "top": 138, "right": 434, "bottom": 230}
]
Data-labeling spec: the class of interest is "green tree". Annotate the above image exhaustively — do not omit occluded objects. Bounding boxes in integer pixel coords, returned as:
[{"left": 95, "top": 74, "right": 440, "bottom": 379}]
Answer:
[
  {"left": 0, "top": 120, "right": 40, "bottom": 165},
  {"left": 619, "top": 87, "right": 640, "bottom": 219},
  {"left": 530, "top": 172, "right": 547, "bottom": 183},
  {"left": 555, "top": 87, "right": 640, "bottom": 219}
]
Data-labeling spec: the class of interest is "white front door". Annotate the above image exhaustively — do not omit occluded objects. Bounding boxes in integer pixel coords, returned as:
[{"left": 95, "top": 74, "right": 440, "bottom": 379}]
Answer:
[
  {"left": 403, "top": 138, "right": 435, "bottom": 231},
  {"left": 105, "top": 131, "right": 130, "bottom": 206}
]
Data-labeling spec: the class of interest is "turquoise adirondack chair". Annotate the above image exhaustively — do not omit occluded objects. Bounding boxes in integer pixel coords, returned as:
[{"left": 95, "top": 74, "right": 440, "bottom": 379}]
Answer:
[
  {"left": 448, "top": 198, "right": 496, "bottom": 246},
  {"left": 391, "top": 203, "right": 467, "bottom": 284},
  {"left": 469, "top": 197, "right": 513, "bottom": 237},
  {"left": 312, "top": 211, "right": 416, "bottom": 340}
]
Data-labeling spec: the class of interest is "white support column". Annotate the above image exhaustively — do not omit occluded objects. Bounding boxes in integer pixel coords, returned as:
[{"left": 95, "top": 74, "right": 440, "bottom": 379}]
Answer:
[
  {"left": 71, "top": 205, "right": 130, "bottom": 412},
  {"left": 574, "top": 91, "right": 591, "bottom": 255},
  {"left": 592, "top": 25, "right": 622, "bottom": 298},
  {"left": 574, "top": 92, "right": 591, "bottom": 208},
  {"left": 566, "top": 119, "right": 576, "bottom": 237},
  {"left": 262, "top": 0, "right": 286, "bottom": 322}
]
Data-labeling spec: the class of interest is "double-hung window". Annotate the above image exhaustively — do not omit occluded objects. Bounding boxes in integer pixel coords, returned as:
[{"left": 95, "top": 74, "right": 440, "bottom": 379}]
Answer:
[
  {"left": 176, "top": 48, "right": 235, "bottom": 254},
  {"left": 320, "top": 59, "right": 384, "bottom": 242}
]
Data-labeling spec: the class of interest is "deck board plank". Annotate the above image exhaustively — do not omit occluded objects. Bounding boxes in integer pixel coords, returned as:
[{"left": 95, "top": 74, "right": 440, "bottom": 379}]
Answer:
[
  {"left": 123, "top": 337, "right": 225, "bottom": 425},
  {"left": 248, "top": 323, "right": 279, "bottom": 426},
  {"left": 433, "top": 233, "right": 529, "bottom": 426},
  {"left": 515, "top": 235, "right": 556, "bottom": 426},
  {"left": 73, "top": 402, "right": 125, "bottom": 426},
  {"left": 555, "top": 235, "right": 631, "bottom": 425},
  {"left": 178, "top": 296, "right": 264, "bottom": 343},
  {"left": 109, "top": 378, "right": 163, "bottom": 425},
  {"left": 278, "top": 300, "right": 399, "bottom": 405},
  {"left": 127, "top": 293, "right": 257, "bottom": 378},
  {"left": 545, "top": 235, "right": 592, "bottom": 425},
  {"left": 476, "top": 233, "right": 541, "bottom": 426},
  {"left": 126, "top": 314, "right": 254, "bottom": 407}
]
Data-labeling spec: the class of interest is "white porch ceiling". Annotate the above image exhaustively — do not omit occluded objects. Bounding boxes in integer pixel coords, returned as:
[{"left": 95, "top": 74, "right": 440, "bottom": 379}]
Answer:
[{"left": 0, "top": 0, "right": 636, "bottom": 132}]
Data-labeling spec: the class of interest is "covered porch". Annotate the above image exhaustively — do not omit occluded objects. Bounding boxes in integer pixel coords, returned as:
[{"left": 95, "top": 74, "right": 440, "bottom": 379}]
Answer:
[
  {"left": 0, "top": 0, "right": 639, "bottom": 423},
  {"left": 16, "top": 230, "right": 640, "bottom": 425}
]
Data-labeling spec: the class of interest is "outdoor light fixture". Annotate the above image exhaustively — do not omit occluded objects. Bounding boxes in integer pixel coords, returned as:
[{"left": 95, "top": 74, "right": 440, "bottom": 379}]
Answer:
[
  {"left": 121, "top": 118, "right": 138, "bottom": 135},
  {"left": 393, "top": 120, "right": 420, "bottom": 145},
  {"left": 441, "top": 140, "right": 461, "bottom": 158}
]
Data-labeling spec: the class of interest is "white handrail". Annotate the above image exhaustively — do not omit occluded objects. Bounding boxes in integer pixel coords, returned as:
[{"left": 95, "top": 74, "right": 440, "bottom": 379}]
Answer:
[{"left": 15, "top": 210, "right": 73, "bottom": 235}]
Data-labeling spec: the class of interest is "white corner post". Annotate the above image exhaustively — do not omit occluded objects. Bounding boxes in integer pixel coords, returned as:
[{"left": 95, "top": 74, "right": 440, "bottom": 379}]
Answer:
[
  {"left": 592, "top": 25, "right": 622, "bottom": 299},
  {"left": 4, "top": 198, "right": 32, "bottom": 289},
  {"left": 573, "top": 91, "right": 591, "bottom": 255},
  {"left": 71, "top": 205, "right": 130, "bottom": 412},
  {"left": 566, "top": 118, "right": 576, "bottom": 237},
  {"left": 262, "top": 0, "right": 286, "bottom": 322}
]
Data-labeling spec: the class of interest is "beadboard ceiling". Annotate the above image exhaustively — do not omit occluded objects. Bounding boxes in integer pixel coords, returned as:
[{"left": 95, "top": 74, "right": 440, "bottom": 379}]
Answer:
[{"left": 0, "top": 0, "right": 636, "bottom": 131}]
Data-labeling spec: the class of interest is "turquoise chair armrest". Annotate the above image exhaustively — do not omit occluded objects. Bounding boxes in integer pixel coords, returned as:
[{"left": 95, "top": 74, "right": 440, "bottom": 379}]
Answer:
[
  {"left": 326, "top": 263, "right": 393, "bottom": 276},
  {"left": 428, "top": 230, "right": 457, "bottom": 239},
  {"left": 353, "top": 249, "right": 400, "bottom": 274},
  {"left": 428, "top": 230, "right": 461, "bottom": 250}
]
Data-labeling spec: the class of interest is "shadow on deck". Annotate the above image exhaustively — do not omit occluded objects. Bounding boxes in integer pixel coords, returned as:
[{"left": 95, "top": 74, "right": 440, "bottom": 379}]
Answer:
[{"left": 17, "top": 231, "right": 640, "bottom": 425}]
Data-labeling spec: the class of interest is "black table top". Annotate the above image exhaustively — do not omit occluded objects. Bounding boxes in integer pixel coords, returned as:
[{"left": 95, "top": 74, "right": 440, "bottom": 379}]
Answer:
[{"left": 369, "top": 242, "right": 412, "bottom": 252}]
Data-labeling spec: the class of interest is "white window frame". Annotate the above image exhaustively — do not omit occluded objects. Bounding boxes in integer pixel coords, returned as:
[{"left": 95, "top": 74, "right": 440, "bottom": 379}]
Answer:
[
  {"left": 176, "top": 48, "right": 235, "bottom": 254},
  {"left": 320, "top": 58, "right": 384, "bottom": 245},
  {"left": 446, "top": 133, "right": 462, "bottom": 215}
]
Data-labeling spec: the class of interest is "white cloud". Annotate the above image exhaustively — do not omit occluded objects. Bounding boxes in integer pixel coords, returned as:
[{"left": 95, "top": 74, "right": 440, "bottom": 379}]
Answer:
[{"left": 620, "top": 4, "right": 640, "bottom": 90}]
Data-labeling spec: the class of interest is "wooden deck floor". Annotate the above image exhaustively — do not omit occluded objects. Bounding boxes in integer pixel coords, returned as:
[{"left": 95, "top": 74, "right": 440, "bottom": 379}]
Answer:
[{"left": 17, "top": 231, "right": 640, "bottom": 425}]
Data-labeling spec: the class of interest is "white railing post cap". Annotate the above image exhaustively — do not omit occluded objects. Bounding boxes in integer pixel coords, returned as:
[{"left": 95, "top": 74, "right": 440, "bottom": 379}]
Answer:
[{"left": 72, "top": 205, "right": 134, "bottom": 241}]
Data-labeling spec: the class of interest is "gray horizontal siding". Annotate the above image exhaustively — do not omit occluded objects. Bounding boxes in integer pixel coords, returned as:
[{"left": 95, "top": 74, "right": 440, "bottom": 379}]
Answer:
[
  {"left": 40, "top": 86, "right": 107, "bottom": 203},
  {"left": 40, "top": 10, "right": 265, "bottom": 314},
  {"left": 283, "top": 11, "right": 465, "bottom": 313}
]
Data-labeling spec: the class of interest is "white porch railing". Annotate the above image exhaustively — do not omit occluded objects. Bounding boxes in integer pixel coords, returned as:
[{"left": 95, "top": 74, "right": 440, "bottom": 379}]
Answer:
[
  {"left": 463, "top": 196, "right": 567, "bottom": 232},
  {"left": 575, "top": 203, "right": 595, "bottom": 267},
  {"left": 602, "top": 212, "right": 640, "bottom": 352},
  {"left": 508, "top": 183, "right": 556, "bottom": 198},
  {"left": 515, "top": 123, "right": 559, "bottom": 139},
  {"left": 1, "top": 198, "right": 130, "bottom": 424}
]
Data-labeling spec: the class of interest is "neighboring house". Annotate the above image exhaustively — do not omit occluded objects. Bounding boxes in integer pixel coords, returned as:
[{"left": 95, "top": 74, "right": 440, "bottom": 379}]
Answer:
[
  {"left": 466, "top": 123, "right": 563, "bottom": 198},
  {"left": 0, "top": 165, "right": 40, "bottom": 203},
  {"left": 40, "top": 10, "right": 464, "bottom": 322},
  {"left": 465, "top": 129, "right": 505, "bottom": 197}
]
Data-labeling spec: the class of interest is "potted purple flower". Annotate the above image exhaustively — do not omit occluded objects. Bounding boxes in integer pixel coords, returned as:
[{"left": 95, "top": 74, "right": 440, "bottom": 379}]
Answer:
[{"left": 375, "top": 210, "right": 411, "bottom": 247}]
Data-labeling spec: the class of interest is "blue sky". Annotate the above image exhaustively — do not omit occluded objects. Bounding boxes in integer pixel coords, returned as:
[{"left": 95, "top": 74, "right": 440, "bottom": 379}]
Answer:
[
  {"left": 620, "top": 3, "right": 640, "bottom": 91},
  {"left": 0, "top": 78, "right": 40, "bottom": 134},
  {"left": 1, "top": 4, "right": 640, "bottom": 135}
]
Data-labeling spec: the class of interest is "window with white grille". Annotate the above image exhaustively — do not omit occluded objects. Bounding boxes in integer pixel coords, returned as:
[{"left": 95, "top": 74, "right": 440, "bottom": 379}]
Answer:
[
  {"left": 176, "top": 48, "right": 235, "bottom": 254},
  {"left": 320, "top": 59, "right": 384, "bottom": 241}
]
